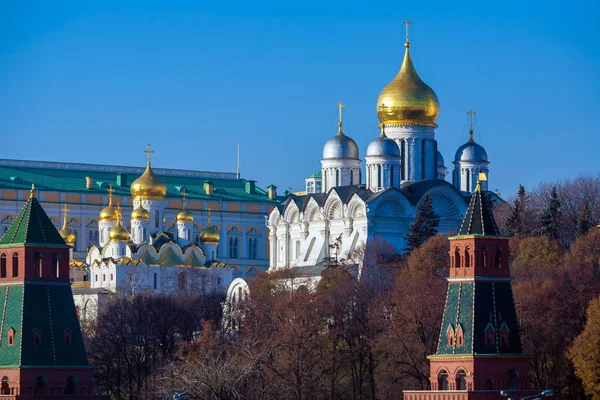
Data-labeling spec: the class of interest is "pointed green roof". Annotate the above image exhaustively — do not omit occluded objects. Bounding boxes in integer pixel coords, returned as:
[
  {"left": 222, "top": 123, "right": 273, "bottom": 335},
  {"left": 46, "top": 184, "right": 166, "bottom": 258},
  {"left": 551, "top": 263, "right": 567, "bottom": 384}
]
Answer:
[
  {"left": 0, "top": 193, "right": 68, "bottom": 247},
  {"left": 457, "top": 187, "right": 500, "bottom": 236}
]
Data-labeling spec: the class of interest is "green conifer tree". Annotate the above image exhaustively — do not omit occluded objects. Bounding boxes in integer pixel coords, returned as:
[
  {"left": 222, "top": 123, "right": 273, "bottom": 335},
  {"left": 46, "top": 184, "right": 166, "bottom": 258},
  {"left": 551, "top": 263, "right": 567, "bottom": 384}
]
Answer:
[
  {"left": 404, "top": 194, "right": 440, "bottom": 252},
  {"left": 505, "top": 199, "right": 522, "bottom": 237},
  {"left": 576, "top": 202, "right": 594, "bottom": 238},
  {"left": 537, "top": 186, "right": 561, "bottom": 241}
]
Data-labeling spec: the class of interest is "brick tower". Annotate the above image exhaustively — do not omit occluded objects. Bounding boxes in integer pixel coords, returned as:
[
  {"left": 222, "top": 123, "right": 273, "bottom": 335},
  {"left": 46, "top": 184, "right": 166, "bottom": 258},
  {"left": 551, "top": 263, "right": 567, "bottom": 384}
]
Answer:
[
  {"left": 404, "top": 177, "right": 538, "bottom": 400},
  {"left": 0, "top": 187, "right": 101, "bottom": 398}
]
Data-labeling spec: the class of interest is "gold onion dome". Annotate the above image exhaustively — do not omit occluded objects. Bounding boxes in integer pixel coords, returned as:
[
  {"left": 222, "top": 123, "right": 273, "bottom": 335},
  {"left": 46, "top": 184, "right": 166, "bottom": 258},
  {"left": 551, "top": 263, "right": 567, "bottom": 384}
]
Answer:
[
  {"left": 59, "top": 205, "right": 76, "bottom": 245},
  {"left": 131, "top": 205, "right": 150, "bottom": 220},
  {"left": 130, "top": 162, "right": 167, "bottom": 200},
  {"left": 99, "top": 204, "right": 118, "bottom": 222},
  {"left": 199, "top": 212, "right": 220, "bottom": 244},
  {"left": 109, "top": 223, "right": 129, "bottom": 242},
  {"left": 177, "top": 209, "right": 194, "bottom": 223},
  {"left": 377, "top": 42, "right": 440, "bottom": 127}
]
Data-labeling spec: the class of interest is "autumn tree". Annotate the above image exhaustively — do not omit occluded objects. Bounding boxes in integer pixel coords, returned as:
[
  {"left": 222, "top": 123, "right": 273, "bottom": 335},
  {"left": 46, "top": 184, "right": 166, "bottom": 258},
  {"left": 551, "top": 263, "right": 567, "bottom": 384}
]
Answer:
[
  {"left": 404, "top": 194, "right": 440, "bottom": 252},
  {"left": 576, "top": 202, "right": 594, "bottom": 237},
  {"left": 537, "top": 186, "right": 561, "bottom": 241},
  {"left": 569, "top": 296, "right": 600, "bottom": 399}
]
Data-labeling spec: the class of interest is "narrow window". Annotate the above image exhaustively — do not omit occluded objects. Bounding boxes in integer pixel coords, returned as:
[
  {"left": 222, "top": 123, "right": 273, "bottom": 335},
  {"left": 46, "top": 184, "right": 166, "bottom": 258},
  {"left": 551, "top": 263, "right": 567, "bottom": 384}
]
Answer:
[
  {"left": 0, "top": 254, "right": 6, "bottom": 278},
  {"left": 495, "top": 248, "right": 503, "bottom": 268},
  {"left": 438, "top": 370, "right": 449, "bottom": 391},
  {"left": 7, "top": 329, "right": 14, "bottom": 346},
  {"left": 153, "top": 273, "right": 158, "bottom": 289},
  {"left": 33, "top": 252, "right": 42, "bottom": 278},
  {"left": 34, "top": 377, "right": 47, "bottom": 395},
  {"left": 52, "top": 253, "right": 60, "bottom": 278},
  {"left": 1, "top": 376, "right": 9, "bottom": 395},
  {"left": 455, "top": 370, "right": 467, "bottom": 390},
  {"left": 506, "top": 370, "right": 518, "bottom": 390},
  {"left": 481, "top": 246, "right": 488, "bottom": 268},
  {"left": 464, "top": 246, "right": 471, "bottom": 268},
  {"left": 11, "top": 253, "right": 18, "bottom": 277},
  {"left": 32, "top": 328, "right": 42, "bottom": 345},
  {"left": 335, "top": 169, "right": 340, "bottom": 187},
  {"left": 454, "top": 247, "right": 461, "bottom": 268},
  {"left": 155, "top": 210, "right": 159, "bottom": 228},
  {"left": 63, "top": 329, "right": 72, "bottom": 345},
  {"left": 390, "top": 165, "right": 394, "bottom": 187},
  {"left": 350, "top": 170, "right": 354, "bottom": 186},
  {"left": 377, "top": 165, "right": 382, "bottom": 188}
]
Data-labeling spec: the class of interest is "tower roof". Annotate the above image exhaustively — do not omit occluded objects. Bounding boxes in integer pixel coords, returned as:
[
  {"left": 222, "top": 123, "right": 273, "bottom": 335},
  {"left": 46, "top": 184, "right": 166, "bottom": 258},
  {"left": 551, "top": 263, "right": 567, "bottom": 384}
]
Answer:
[
  {"left": 0, "top": 190, "right": 68, "bottom": 247},
  {"left": 457, "top": 182, "right": 500, "bottom": 236}
]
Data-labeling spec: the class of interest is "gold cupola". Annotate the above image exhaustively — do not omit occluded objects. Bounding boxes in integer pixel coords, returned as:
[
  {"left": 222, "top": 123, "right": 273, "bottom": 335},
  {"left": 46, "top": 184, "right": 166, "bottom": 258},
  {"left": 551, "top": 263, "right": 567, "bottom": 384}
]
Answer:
[
  {"left": 376, "top": 21, "right": 440, "bottom": 127},
  {"left": 109, "top": 206, "right": 130, "bottom": 242},
  {"left": 58, "top": 204, "right": 76, "bottom": 246},
  {"left": 131, "top": 204, "right": 150, "bottom": 221},
  {"left": 176, "top": 192, "right": 194, "bottom": 223},
  {"left": 199, "top": 209, "right": 220, "bottom": 244},
  {"left": 130, "top": 144, "right": 167, "bottom": 200},
  {"left": 99, "top": 185, "right": 118, "bottom": 222}
]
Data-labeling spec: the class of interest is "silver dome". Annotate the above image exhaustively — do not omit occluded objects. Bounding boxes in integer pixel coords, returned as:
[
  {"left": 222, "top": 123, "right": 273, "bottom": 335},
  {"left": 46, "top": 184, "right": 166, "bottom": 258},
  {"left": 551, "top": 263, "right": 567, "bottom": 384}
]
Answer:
[
  {"left": 437, "top": 150, "right": 445, "bottom": 167},
  {"left": 322, "top": 134, "right": 359, "bottom": 160},
  {"left": 366, "top": 135, "right": 400, "bottom": 157},
  {"left": 455, "top": 140, "right": 488, "bottom": 162}
]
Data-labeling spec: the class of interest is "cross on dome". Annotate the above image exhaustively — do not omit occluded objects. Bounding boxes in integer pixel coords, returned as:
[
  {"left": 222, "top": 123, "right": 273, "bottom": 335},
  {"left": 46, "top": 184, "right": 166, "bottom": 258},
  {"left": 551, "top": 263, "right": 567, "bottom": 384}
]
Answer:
[
  {"left": 144, "top": 143, "right": 154, "bottom": 164},
  {"left": 403, "top": 19, "right": 412, "bottom": 47},
  {"left": 467, "top": 109, "right": 476, "bottom": 141}
]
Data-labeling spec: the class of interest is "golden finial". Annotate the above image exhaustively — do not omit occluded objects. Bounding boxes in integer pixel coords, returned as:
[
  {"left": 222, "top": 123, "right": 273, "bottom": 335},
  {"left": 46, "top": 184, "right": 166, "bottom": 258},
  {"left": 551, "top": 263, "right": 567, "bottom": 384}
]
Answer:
[
  {"left": 403, "top": 19, "right": 412, "bottom": 48},
  {"left": 474, "top": 172, "right": 487, "bottom": 192},
  {"left": 61, "top": 204, "right": 69, "bottom": 229},
  {"left": 107, "top": 184, "right": 114, "bottom": 205},
  {"left": 378, "top": 104, "right": 388, "bottom": 137},
  {"left": 207, "top": 207, "right": 212, "bottom": 226},
  {"left": 467, "top": 110, "right": 476, "bottom": 142},
  {"left": 29, "top": 184, "right": 36, "bottom": 199},
  {"left": 144, "top": 143, "right": 154, "bottom": 165},
  {"left": 181, "top": 191, "right": 188, "bottom": 210},
  {"left": 116, "top": 203, "right": 122, "bottom": 223},
  {"left": 336, "top": 102, "right": 345, "bottom": 135}
]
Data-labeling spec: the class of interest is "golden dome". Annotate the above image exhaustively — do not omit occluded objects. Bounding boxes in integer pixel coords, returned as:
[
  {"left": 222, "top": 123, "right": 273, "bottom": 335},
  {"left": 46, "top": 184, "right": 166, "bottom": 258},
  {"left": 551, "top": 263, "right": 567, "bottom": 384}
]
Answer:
[
  {"left": 109, "top": 222, "right": 129, "bottom": 242},
  {"left": 130, "top": 162, "right": 167, "bottom": 200},
  {"left": 199, "top": 224, "right": 220, "bottom": 244},
  {"left": 376, "top": 43, "right": 440, "bottom": 127},
  {"left": 59, "top": 225, "right": 76, "bottom": 246},
  {"left": 131, "top": 205, "right": 150, "bottom": 220},
  {"left": 176, "top": 209, "right": 194, "bottom": 223},
  {"left": 59, "top": 204, "right": 76, "bottom": 245}
]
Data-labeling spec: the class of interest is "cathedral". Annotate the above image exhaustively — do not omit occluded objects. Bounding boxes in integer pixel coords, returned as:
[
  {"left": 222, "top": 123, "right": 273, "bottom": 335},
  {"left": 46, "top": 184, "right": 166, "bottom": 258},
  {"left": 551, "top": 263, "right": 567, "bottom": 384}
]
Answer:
[{"left": 268, "top": 22, "right": 493, "bottom": 273}]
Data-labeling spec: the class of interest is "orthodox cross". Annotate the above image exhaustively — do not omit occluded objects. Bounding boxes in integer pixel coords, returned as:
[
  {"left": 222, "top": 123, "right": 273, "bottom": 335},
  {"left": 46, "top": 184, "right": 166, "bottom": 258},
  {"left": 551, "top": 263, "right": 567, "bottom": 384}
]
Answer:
[
  {"left": 403, "top": 19, "right": 412, "bottom": 44},
  {"left": 336, "top": 102, "right": 345, "bottom": 124},
  {"left": 116, "top": 204, "right": 122, "bottom": 223},
  {"left": 144, "top": 143, "right": 154, "bottom": 163},
  {"left": 107, "top": 184, "right": 114, "bottom": 204},
  {"left": 62, "top": 204, "right": 69, "bottom": 227},
  {"left": 467, "top": 109, "right": 476, "bottom": 140},
  {"left": 207, "top": 207, "right": 212, "bottom": 226}
]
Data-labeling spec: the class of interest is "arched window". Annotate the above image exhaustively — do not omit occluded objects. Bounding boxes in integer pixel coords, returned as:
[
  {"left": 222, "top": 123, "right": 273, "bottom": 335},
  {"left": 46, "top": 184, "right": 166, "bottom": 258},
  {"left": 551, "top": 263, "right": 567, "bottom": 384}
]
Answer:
[
  {"left": 456, "top": 325, "right": 464, "bottom": 346},
  {"left": 34, "top": 376, "right": 47, "bottom": 395},
  {"left": 1, "top": 376, "right": 9, "bottom": 395},
  {"left": 0, "top": 254, "right": 6, "bottom": 278},
  {"left": 464, "top": 246, "right": 471, "bottom": 268},
  {"left": 7, "top": 328, "right": 15, "bottom": 346},
  {"left": 153, "top": 273, "right": 158, "bottom": 290},
  {"left": 335, "top": 169, "right": 340, "bottom": 187},
  {"left": 481, "top": 246, "right": 488, "bottom": 268},
  {"left": 495, "top": 248, "right": 503, "bottom": 268},
  {"left": 155, "top": 211, "right": 159, "bottom": 228},
  {"left": 64, "top": 376, "right": 77, "bottom": 395},
  {"left": 438, "top": 370, "right": 449, "bottom": 391},
  {"left": 88, "top": 231, "right": 94, "bottom": 248},
  {"left": 100, "top": 228, "right": 105, "bottom": 243},
  {"left": 485, "top": 324, "right": 495, "bottom": 347},
  {"left": 350, "top": 170, "right": 354, "bottom": 186},
  {"left": 455, "top": 369, "right": 467, "bottom": 390},
  {"left": 229, "top": 237, "right": 239, "bottom": 258},
  {"left": 506, "top": 370, "right": 518, "bottom": 390},
  {"left": 454, "top": 247, "right": 461, "bottom": 268},
  {"left": 11, "top": 253, "right": 18, "bottom": 277},
  {"left": 33, "top": 252, "right": 42, "bottom": 278},
  {"left": 248, "top": 238, "right": 258, "bottom": 259},
  {"left": 52, "top": 253, "right": 61, "bottom": 278}
]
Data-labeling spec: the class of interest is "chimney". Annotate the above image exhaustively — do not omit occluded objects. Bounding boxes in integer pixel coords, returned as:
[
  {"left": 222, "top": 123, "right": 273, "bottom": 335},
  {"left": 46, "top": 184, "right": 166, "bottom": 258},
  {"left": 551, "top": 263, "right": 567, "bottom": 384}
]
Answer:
[
  {"left": 116, "top": 173, "right": 127, "bottom": 187},
  {"left": 85, "top": 176, "right": 94, "bottom": 189},
  {"left": 204, "top": 181, "right": 214, "bottom": 196},
  {"left": 267, "top": 185, "right": 277, "bottom": 200},
  {"left": 245, "top": 180, "right": 256, "bottom": 194}
]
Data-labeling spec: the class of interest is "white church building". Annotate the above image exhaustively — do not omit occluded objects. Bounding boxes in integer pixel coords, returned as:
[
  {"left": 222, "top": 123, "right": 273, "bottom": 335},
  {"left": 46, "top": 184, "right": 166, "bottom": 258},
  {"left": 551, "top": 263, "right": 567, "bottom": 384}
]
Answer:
[{"left": 267, "top": 24, "right": 493, "bottom": 275}]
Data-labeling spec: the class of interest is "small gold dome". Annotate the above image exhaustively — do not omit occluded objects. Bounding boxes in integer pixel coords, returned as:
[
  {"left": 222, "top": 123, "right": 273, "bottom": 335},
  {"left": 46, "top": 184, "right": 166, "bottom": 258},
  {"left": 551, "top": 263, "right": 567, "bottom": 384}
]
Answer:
[
  {"left": 59, "top": 225, "right": 76, "bottom": 246},
  {"left": 99, "top": 204, "right": 118, "bottom": 222},
  {"left": 377, "top": 44, "right": 440, "bottom": 127},
  {"left": 109, "top": 223, "right": 129, "bottom": 242},
  {"left": 176, "top": 209, "right": 194, "bottom": 223},
  {"left": 131, "top": 205, "right": 150, "bottom": 220},
  {"left": 130, "top": 163, "right": 167, "bottom": 200},
  {"left": 199, "top": 225, "right": 220, "bottom": 244}
]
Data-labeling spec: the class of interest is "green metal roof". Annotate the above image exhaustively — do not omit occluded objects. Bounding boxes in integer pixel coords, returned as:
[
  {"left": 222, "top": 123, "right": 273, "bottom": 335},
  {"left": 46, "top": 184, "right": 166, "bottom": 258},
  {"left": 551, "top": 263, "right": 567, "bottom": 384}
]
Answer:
[
  {"left": 0, "top": 160, "right": 280, "bottom": 204},
  {"left": 0, "top": 195, "right": 68, "bottom": 247}
]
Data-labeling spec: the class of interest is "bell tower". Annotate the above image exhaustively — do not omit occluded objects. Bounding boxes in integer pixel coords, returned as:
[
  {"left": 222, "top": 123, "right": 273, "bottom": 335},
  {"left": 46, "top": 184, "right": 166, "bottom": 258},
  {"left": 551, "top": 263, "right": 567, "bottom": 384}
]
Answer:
[{"left": 404, "top": 175, "right": 538, "bottom": 399}]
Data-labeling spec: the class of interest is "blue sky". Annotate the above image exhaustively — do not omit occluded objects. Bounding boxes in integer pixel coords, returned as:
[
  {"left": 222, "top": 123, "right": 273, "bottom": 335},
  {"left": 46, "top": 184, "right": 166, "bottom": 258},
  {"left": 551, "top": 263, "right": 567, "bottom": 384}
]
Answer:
[{"left": 1, "top": 0, "right": 598, "bottom": 198}]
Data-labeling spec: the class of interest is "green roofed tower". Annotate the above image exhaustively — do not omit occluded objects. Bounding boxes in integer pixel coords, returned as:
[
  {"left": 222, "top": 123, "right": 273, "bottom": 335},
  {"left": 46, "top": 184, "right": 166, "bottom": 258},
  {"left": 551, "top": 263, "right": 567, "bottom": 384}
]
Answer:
[
  {"left": 0, "top": 187, "right": 103, "bottom": 398},
  {"left": 404, "top": 175, "right": 538, "bottom": 400}
]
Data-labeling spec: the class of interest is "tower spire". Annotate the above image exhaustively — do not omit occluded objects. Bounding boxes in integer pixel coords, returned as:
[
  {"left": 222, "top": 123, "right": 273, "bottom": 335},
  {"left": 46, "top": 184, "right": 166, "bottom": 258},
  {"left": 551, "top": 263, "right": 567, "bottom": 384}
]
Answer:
[
  {"left": 403, "top": 19, "right": 412, "bottom": 48},
  {"left": 467, "top": 109, "right": 476, "bottom": 142},
  {"left": 236, "top": 143, "right": 241, "bottom": 179},
  {"left": 336, "top": 102, "right": 345, "bottom": 135}
]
